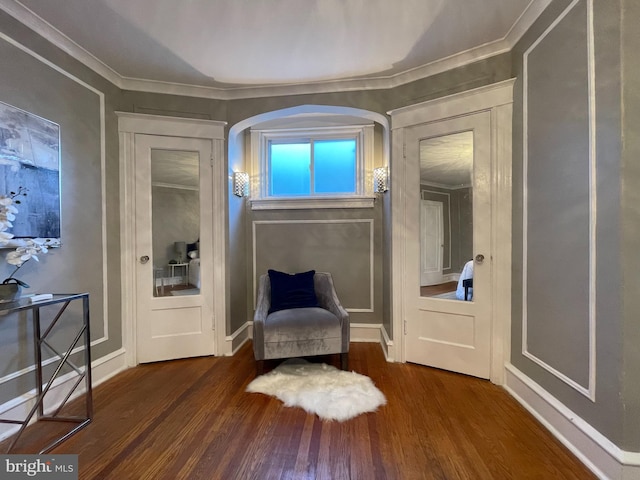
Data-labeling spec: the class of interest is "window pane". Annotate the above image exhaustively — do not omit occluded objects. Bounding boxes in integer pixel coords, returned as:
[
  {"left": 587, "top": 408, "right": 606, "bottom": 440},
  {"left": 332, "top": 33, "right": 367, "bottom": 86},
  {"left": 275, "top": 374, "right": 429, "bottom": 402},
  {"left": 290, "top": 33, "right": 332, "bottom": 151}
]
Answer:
[
  {"left": 270, "top": 143, "right": 311, "bottom": 196},
  {"left": 314, "top": 139, "right": 356, "bottom": 194}
]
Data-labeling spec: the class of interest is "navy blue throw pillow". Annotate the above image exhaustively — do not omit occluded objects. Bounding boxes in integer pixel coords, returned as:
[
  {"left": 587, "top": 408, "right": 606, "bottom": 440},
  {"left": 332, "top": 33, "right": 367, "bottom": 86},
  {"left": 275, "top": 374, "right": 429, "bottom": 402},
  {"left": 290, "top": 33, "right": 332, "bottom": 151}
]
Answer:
[{"left": 268, "top": 269, "right": 319, "bottom": 314}]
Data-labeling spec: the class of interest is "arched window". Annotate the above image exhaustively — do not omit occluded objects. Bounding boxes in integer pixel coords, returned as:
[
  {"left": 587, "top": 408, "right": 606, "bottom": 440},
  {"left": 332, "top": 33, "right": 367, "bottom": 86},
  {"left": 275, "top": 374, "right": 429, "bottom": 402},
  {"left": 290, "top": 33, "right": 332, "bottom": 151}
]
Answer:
[{"left": 230, "top": 105, "right": 389, "bottom": 210}]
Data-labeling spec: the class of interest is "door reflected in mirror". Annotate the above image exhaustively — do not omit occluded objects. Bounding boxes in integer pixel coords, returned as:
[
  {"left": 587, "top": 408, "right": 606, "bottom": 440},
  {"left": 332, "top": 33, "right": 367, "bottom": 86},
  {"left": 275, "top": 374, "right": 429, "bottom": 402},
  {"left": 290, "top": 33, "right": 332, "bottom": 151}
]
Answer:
[
  {"left": 418, "top": 131, "right": 474, "bottom": 301},
  {"left": 151, "top": 149, "right": 201, "bottom": 297}
]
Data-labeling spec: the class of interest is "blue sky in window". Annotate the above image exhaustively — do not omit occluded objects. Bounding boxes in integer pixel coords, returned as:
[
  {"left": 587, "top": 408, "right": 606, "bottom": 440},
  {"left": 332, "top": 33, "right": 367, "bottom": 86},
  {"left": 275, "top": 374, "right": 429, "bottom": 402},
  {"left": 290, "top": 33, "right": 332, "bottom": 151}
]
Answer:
[
  {"left": 314, "top": 139, "right": 356, "bottom": 194},
  {"left": 270, "top": 139, "right": 356, "bottom": 196},
  {"left": 270, "top": 143, "right": 310, "bottom": 196}
]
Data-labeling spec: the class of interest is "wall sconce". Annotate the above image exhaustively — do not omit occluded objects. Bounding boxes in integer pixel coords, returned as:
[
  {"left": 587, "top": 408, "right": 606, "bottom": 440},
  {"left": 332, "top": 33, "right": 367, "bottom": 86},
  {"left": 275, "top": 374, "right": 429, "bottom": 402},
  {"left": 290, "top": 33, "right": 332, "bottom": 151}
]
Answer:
[
  {"left": 233, "top": 171, "right": 249, "bottom": 197},
  {"left": 373, "top": 167, "right": 388, "bottom": 193}
]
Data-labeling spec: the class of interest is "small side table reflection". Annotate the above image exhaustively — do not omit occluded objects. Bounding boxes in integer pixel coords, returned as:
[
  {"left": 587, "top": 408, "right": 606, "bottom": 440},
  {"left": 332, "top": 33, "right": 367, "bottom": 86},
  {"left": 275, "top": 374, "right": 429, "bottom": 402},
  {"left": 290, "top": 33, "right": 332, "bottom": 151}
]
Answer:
[{"left": 168, "top": 262, "right": 189, "bottom": 286}]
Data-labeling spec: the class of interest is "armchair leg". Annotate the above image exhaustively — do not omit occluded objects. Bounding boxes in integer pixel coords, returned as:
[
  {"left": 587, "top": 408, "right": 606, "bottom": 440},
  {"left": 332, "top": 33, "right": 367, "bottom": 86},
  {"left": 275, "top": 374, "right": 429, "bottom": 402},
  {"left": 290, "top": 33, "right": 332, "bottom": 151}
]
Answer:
[
  {"left": 256, "top": 360, "right": 264, "bottom": 376},
  {"left": 340, "top": 353, "right": 349, "bottom": 371}
]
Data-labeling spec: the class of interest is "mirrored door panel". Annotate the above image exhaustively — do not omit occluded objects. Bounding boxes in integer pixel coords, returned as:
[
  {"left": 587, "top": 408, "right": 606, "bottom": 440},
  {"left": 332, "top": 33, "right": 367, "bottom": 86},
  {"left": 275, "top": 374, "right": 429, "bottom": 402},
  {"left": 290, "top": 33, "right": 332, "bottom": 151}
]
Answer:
[
  {"left": 151, "top": 149, "right": 200, "bottom": 297},
  {"left": 419, "top": 131, "right": 474, "bottom": 301}
]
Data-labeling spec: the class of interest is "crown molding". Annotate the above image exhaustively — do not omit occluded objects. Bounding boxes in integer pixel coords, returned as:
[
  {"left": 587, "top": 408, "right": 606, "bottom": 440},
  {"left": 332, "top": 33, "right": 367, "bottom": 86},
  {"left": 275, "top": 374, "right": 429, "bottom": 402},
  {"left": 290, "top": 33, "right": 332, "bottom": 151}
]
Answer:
[
  {"left": 0, "top": 0, "right": 124, "bottom": 88},
  {"left": 1, "top": 0, "right": 552, "bottom": 100}
]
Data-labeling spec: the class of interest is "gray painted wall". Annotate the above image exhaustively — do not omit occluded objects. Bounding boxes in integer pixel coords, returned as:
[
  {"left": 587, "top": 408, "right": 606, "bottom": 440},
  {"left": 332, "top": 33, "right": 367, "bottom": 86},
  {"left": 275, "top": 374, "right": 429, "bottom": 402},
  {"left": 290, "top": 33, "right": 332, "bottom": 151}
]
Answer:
[
  {"left": 0, "top": 11, "right": 122, "bottom": 405},
  {"left": 620, "top": 0, "right": 640, "bottom": 450},
  {"left": 511, "top": 0, "right": 637, "bottom": 450}
]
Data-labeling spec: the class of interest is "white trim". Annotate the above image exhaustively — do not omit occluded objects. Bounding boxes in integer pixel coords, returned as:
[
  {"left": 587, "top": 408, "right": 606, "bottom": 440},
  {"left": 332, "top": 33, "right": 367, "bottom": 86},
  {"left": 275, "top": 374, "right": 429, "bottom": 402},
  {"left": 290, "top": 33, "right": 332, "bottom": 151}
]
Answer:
[
  {"left": 252, "top": 219, "right": 375, "bottom": 313},
  {"left": 119, "top": 130, "right": 137, "bottom": 367},
  {"left": 249, "top": 124, "right": 375, "bottom": 204},
  {"left": 0, "top": 0, "right": 124, "bottom": 88},
  {"left": 421, "top": 188, "right": 452, "bottom": 271},
  {"left": 390, "top": 80, "right": 514, "bottom": 384},
  {"left": 240, "top": 321, "right": 390, "bottom": 357},
  {"left": 390, "top": 127, "right": 406, "bottom": 364},
  {"left": 117, "top": 113, "right": 227, "bottom": 366},
  {"left": 521, "top": 0, "right": 596, "bottom": 401},
  {"left": 232, "top": 105, "right": 390, "bottom": 209},
  {"left": 420, "top": 181, "right": 472, "bottom": 191},
  {"left": 116, "top": 112, "right": 226, "bottom": 137},
  {"left": 350, "top": 323, "right": 381, "bottom": 343},
  {"left": 490, "top": 101, "right": 513, "bottom": 385},
  {"left": 380, "top": 325, "right": 396, "bottom": 362},
  {"left": 388, "top": 79, "right": 517, "bottom": 128},
  {"left": 505, "top": 364, "right": 640, "bottom": 480},
  {"left": 250, "top": 197, "right": 375, "bottom": 210},
  {"left": 224, "top": 321, "right": 252, "bottom": 357},
  {"left": 0, "top": 0, "right": 551, "bottom": 100},
  {"left": 0, "top": 348, "right": 127, "bottom": 442}
]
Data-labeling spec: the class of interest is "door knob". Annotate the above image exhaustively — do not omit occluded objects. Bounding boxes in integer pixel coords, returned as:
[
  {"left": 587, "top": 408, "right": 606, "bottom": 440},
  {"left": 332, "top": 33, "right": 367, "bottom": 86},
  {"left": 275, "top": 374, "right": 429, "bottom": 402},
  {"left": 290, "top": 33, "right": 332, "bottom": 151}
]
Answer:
[
  {"left": 475, "top": 254, "right": 485, "bottom": 264},
  {"left": 140, "top": 255, "right": 150, "bottom": 264}
]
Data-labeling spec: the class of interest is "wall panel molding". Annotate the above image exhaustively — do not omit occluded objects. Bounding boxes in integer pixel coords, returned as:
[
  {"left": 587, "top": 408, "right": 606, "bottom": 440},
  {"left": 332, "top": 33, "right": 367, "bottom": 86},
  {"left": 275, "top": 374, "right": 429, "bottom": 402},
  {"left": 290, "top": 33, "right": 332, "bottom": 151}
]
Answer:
[
  {"left": 0, "top": 30, "right": 109, "bottom": 349},
  {"left": 505, "top": 364, "right": 640, "bottom": 480},
  {"left": 521, "top": 0, "right": 596, "bottom": 400},
  {"left": 252, "top": 219, "right": 375, "bottom": 313}
]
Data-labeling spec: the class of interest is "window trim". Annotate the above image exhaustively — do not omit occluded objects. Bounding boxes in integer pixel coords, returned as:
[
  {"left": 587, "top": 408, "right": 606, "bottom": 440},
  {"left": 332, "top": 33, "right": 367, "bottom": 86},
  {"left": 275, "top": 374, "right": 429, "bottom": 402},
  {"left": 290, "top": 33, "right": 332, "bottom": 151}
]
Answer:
[{"left": 250, "top": 124, "right": 375, "bottom": 209}]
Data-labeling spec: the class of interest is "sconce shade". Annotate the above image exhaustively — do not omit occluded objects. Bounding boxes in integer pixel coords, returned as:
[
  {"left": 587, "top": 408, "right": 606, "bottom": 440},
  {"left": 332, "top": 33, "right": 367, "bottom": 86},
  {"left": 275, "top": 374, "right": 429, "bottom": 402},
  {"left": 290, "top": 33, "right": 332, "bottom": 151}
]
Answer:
[
  {"left": 374, "top": 167, "right": 388, "bottom": 193},
  {"left": 233, "top": 171, "right": 249, "bottom": 197}
]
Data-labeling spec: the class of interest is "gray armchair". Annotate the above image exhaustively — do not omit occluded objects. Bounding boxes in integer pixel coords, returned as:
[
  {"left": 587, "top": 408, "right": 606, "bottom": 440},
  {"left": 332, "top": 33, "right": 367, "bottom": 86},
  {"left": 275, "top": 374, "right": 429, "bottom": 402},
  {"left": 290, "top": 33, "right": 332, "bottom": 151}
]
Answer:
[{"left": 253, "top": 271, "right": 350, "bottom": 375}]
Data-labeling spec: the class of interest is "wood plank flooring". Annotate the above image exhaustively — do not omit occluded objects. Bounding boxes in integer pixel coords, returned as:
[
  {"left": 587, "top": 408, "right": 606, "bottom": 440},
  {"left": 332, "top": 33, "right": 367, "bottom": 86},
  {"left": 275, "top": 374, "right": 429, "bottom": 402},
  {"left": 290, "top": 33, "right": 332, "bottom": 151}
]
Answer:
[
  {"left": 421, "top": 281, "right": 457, "bottom": 297},
  {"left": 3, "top": 342, "right": 595, "bottom": 479}
]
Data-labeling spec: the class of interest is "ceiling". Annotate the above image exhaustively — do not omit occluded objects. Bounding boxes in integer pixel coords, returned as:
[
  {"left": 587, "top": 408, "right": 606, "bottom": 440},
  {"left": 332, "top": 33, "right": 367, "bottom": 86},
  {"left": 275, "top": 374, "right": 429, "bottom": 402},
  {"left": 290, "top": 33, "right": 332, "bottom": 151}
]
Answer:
[
  {"left": 420, "top": 131, "right": 473, "bottom": 188},
  {"left": 0, "top": 0, "right": 551, "bottom": 99},
  {"left": 151, "top": 150, "right": 199, "bottom": 191}
]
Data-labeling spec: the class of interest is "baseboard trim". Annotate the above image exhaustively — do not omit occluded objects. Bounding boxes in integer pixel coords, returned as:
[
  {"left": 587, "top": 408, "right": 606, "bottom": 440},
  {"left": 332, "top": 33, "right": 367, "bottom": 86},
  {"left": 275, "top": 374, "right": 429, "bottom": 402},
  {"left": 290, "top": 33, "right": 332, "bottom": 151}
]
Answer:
[
  {"left": 504, "top": 363, "right": 640, "bottom": 480},
  {"left": 350, "top": 323, "right": 381, "bottom": 343},
  {"left": 380, "top": 325, "right": 395, "bottom": 362},
  {"left": 0, "top": 348, "right": 128, "bottom": 443},
  {"left": 238, "top": 321, "right": 390, "bottom": 360},
  {"left": 225, "top": 321, "right": 252, "bottom": 356}
]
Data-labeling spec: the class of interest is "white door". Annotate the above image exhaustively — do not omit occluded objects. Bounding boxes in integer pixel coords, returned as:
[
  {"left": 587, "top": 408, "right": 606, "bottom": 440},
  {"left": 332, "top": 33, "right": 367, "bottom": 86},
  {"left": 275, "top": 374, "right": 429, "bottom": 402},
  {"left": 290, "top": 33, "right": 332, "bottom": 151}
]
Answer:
[
  {"left": 135, "top": 134, "right": 215, "bottom": 363},
  {"left": 404, "top": 112, "right": 492, "bottom": 378},
  {"left": 420, "top": 200, "right": 443, "bottom": 286}
]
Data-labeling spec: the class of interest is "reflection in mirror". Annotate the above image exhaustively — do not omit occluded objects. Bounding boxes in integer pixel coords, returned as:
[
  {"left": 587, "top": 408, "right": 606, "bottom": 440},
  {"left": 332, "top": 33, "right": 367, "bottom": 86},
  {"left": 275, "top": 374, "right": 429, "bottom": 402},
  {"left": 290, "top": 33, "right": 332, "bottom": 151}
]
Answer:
[
  {"left": 418, "top": 131, "right": 474, "bottom": 301},
  {"left": 151, "top": 149, "right": 200, "bottom": 297}
]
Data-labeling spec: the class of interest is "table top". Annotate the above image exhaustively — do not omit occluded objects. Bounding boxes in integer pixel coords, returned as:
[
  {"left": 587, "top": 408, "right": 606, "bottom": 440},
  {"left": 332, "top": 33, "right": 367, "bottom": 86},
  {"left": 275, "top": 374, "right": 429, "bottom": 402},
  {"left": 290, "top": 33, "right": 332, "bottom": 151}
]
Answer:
[
  {"left": 0, "top": 293, "right": 88, "bottom": 315},
  {"left": 168, "top": 262, "right": 190, "bottom": 267}
]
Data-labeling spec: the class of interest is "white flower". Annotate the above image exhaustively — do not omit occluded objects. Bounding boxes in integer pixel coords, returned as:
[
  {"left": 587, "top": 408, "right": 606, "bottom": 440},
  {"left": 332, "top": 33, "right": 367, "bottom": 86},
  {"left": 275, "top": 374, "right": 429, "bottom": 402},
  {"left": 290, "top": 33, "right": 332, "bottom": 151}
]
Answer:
[
  {"left": 0, "top": 189, "right": 59, "bottom": 286},
  {"left": 6, "top": 239, "right": 53, "bottom": 266}
]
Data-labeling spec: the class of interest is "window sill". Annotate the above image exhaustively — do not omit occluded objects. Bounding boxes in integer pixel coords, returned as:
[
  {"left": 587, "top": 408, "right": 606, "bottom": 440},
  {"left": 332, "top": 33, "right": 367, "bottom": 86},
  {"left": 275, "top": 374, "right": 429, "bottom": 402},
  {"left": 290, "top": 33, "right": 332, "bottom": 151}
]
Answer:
[{"left": 250, "top": 196, "right": 376, "bottom": 210}]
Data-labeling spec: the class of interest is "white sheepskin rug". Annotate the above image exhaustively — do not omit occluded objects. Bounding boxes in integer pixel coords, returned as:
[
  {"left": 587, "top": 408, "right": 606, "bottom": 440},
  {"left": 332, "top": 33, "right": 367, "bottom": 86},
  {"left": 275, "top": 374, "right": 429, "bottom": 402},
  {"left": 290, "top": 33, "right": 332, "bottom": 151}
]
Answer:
[{"left": 246, "top": 359, "right": 386, "bottom": 422}]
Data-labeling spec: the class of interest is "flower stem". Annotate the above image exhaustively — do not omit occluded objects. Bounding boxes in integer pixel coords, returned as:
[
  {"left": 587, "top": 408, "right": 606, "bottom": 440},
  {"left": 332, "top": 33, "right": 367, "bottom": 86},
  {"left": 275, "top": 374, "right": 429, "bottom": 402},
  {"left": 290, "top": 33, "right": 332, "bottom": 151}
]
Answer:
[{"left": 4, "top": 263, "right": 24, "bottom": 282}]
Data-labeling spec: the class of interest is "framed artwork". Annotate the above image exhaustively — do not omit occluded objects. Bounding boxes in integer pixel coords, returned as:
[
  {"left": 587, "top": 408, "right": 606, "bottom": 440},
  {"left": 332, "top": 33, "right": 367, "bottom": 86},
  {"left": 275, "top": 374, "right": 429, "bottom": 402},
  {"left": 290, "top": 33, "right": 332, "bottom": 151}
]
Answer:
[{"left": 0, "top": 101, "right": 61, "bottom": 246}]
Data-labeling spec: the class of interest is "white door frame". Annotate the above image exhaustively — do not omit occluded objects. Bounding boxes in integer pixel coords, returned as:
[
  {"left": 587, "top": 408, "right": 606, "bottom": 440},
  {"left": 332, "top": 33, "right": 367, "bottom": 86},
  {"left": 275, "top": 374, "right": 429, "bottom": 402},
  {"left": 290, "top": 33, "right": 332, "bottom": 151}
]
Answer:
[
  {"left": 420, "top": 199, "right": 444, "bottom": 286},
  {"left": 389, "top": 79, "right": 514, "bottom": 384},
  {"left": 117, "top": 112, "right": 228, "bottom": 367}
]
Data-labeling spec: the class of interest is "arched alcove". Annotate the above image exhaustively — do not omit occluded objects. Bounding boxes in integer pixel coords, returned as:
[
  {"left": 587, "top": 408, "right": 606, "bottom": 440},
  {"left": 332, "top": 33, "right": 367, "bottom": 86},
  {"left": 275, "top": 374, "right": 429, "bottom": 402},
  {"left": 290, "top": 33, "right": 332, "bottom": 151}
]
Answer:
[
  {"left": 225, "top": 105, "right": 392, "bottom": 355},
  {"left": 228, "top": 104, "right": 389, "bottom": 174}
]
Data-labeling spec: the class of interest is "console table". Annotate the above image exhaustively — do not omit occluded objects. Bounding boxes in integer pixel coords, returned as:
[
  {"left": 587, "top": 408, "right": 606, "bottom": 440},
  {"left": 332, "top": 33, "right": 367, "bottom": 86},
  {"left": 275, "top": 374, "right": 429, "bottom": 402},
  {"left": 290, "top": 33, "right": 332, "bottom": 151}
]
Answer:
[{"left": 0, "top": 293, "right": 92, "bottom": 453}]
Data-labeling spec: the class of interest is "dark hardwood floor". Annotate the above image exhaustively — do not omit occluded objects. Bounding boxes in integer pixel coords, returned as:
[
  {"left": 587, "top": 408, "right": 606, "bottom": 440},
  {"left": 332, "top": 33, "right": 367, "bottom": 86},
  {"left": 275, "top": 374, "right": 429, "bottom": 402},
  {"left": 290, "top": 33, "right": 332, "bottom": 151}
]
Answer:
[
  {"left": 421, "top": 281, "right": 457, "bottom": 297},
  {"left": 3, "top": 342, "right": 595, "bottom": 479}
]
